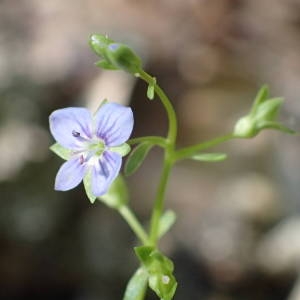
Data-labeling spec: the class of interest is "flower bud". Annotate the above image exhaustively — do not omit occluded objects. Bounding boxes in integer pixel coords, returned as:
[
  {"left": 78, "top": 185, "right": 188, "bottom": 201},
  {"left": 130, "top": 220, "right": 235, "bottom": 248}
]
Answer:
[
  {"left": 233, "top": 93, "right": 295, "bottom": 138},
  {"left": 105, "top": 43, "right": 142, "bottom": 74},
  {"left": 234, "top": 115, "right": 258, "bottom": 138},
  {"left": 89, "top": 34, "right": 114, "bottom": 58}
]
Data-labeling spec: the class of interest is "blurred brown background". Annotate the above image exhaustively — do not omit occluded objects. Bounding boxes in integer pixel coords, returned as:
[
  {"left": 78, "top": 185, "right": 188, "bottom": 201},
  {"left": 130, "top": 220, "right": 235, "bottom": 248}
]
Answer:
[{"left": 1, "top": 0, "right": 300, "bottom": 299}]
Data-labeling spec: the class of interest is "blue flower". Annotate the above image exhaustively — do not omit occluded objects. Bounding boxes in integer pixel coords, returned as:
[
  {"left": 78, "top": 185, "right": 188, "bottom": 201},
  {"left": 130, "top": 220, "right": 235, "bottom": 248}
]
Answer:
[{"left": 49, "top": 102, "right": 133, "bottom": 197}]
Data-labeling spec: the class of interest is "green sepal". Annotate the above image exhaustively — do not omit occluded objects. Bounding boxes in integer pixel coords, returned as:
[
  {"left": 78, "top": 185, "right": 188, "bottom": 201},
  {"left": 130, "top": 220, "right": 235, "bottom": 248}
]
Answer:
[
  {"left": 123, "top": 267, "right": 148, "bottom": 300},
  {"left": 250, "top": 85, "right": 269, "bottom": 115},
  {"left": 98, "top": 175, "right": 129, "bottom": 209},
  {"left": 124, "top": 142, "right": 154, "bottom": 176},
  {"left": 89, "top": 34, "right": 115, "bottom": 58},
  {"left": 95, "top": 60, "right": 119, "bottom": 70},
  {"left": 50, "top": 143, "right": 72, "bottom": 160},
  {"left": 255, "top": 98, "right": 283, "bottom": 121},
  {"left": 158, "top": 210, "right": 177, "bottom": 239},
  {"left": 110, "top": 143, "right": 131, "bottom": 157},
  {"left": 147, "top": 77, "right": 156, "bottom": 100},
  {"left": 190, "top": 152, "right": 227, "bottom": 162},
  {"left": 83, "top": 170, "right": 96, "bottom": 203}
]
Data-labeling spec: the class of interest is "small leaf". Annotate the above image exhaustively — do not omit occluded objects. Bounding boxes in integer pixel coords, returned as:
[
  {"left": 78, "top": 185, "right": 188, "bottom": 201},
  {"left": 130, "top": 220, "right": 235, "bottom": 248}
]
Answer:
[
  {"left": 95, "top": 60, "right": 119, "bottom": 70},
  {"left": 123, "top": 268, "right": 148, "bottom": 300},
  {"left": 110, "top": 143, "right": 131, "bottom": 157},
  {"left": 124, "top": 142, "right": 154, "bottom": 176},
  {"left": 83, "top": 170, "right": 96, "bottom": 203},
  {"left": 134, "top": 247, "right": 178, "bottom": 300},
  {"left": 148, "top": 273, "right": 177, "bottom": 300},
  {"left": 50, "top": 143, "right": 72, "bottom": 160},
  {"left": 190, "top": 153, "right": 227, "bottom": 162},
  {"left": 158, "top": 210, "right": 177, "bottom": 239},
  {"left": 147, "top": 77, "right": 156, "bottom": 100},
  {"left": 98, "top": 175, "right": 129, "bottom": 209},
  {"left": 134, "top": 246, "right": 155, "bottom": 267}
]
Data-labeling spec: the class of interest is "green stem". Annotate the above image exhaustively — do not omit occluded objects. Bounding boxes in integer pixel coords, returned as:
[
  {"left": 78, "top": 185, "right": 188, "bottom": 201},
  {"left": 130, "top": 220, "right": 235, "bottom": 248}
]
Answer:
[
  {"left": 139, "top": 70, "right": 178, "bottom": 144},
  {"left": 174, "top": 133, "right": 236, "bottom": 162},
  {"left": 149, "top": 156, "right": 173, "bottom": 245},
  {"left": 119, "top": 205, "right": 149, "bottom": 245},
  {"left": 128, "top": 136, "right": 167, "bottom": 148}
]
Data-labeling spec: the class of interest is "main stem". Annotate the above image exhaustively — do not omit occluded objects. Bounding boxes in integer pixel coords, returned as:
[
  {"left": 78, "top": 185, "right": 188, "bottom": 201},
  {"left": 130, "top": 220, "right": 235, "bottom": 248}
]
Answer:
[
  {"left": 149, "top": 155, "right": 173, "bottom": 245},
  {"left": 139, "top": 70, "right": 177, "bottom": 246}
]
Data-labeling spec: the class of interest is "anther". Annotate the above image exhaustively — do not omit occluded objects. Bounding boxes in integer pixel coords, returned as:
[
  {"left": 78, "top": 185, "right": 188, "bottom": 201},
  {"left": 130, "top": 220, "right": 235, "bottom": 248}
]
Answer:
[
  {"left": 72, "top": 130, "right": 80, "bottom": 137},
  {"left": 79, "top": 155, "right": 85, "bottom": 165}
]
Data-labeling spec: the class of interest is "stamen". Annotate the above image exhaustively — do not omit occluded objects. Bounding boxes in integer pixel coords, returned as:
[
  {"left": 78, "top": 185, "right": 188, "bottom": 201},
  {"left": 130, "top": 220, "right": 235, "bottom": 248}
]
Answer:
[
  {"left": 72, "top": 130, "right": 80, "bottom": 137},
  {"left": 79, "top": 155, "right": 85, "bottom": 165}
]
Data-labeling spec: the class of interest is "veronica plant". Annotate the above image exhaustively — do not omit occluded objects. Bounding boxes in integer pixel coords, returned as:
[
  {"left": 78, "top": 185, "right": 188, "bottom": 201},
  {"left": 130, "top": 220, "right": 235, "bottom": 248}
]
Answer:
[{"left": 49, "top": 34, "right": 297, "bottom": 300}]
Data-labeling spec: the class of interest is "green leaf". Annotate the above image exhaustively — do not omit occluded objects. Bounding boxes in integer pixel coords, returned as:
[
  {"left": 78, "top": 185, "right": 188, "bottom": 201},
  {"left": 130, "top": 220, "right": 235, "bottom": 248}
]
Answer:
[
  {"left": 98, "top": 175, "right": 129, "bottom": 209},
  {"left": 83, "top": 170, "right": 96, "bottom": 203},
  {"left": 148, "top": 273, "right": 177, "bottom": 300},
  {"left": 147, "top": 77, "right": 156, "bottom": 100},
  {"left": 110, "top": 143, "right": 131, "bottom": 157},
  {"left": 190, "top": 152, "right": 227, "bottom": 162},
  {"left": 124, "top": 142, "right": 154, "bottom": 176},
  {"left": 95, "top": 60, "right": 119, "bottom": 70},
  {"left": 50, "top": 143, "right": 72, "bottom": 160},
  {"left": 123, "top": 268, "right": 148, "bottom": 300},
  {"left": 134, "top": 246, "right": 155, "bottom": 267},
  {"left": 158, "top": 210, "right": 176, "bottom": 239},
  {"left": 134, "top": 247, "right": 177, "bottom": 300}
]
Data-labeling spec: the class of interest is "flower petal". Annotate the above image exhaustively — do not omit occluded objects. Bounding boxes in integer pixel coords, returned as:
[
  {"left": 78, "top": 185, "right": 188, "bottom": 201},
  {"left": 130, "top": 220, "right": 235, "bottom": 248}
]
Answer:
[
  {"left": 49, "top": 107, "right": 93, "bottom": 149},
  {"left": 55, "top": 156, "right": 86, "bottom": 191},
  {"left": 94, "top": 102, "right": 134, "bottom": 146},
  {"left": 91, "top": 151, "right": 122, "bottom": 196}
]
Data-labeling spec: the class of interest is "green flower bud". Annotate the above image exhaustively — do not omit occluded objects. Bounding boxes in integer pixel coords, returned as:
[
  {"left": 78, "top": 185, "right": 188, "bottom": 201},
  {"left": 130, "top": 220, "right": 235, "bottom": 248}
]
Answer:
[
  {"left": 105, "top": 43, "right": 142, "bottom": 74},
  {"left": 234, "top": 115, "right": 258, "bottom": 138},
  {"left": 89, "top": 34, "right": 114, "bottom": 58},
  {"left": 233, "top": 86, "right": 296, "bottom": 138}
]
